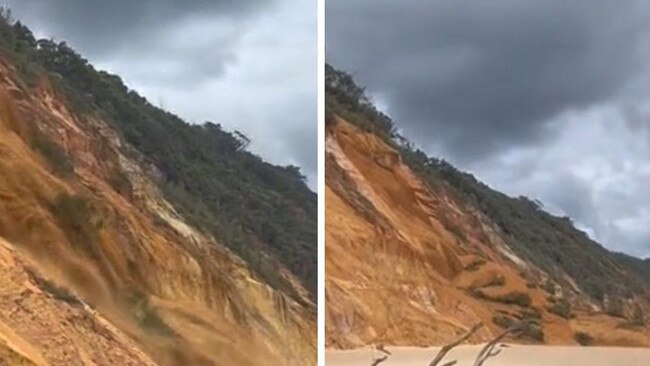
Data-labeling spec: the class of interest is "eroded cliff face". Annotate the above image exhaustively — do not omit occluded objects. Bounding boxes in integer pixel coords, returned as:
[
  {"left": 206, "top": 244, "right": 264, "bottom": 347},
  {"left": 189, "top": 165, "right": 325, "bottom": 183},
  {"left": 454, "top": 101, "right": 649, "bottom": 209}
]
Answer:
[
  {"left": 0, "top": 59, "right": 315, "bottom": 366},
  {"left": 325, "top": 116, "right": 650, "bottom": 349}
]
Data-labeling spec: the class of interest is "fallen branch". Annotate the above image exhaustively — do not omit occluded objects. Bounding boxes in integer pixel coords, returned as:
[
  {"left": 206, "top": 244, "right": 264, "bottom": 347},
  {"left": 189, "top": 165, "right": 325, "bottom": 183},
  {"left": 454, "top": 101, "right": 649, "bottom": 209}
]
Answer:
[
  {"left": 440, "top": 361, "right": 458, "bottom": 366},
  {"left": 473, "top": 321, "right": 529, "bottom": 366},
  {"left": 370, "top": 355, "right": 388, "bottom": 366},
  {"left": 376, "top": 344, "right": 391, "bottom": 355},
  {"left": 369, "top": 344, "right": 391, "bottom": 366},
  {"left": 428, "top": 322, "right": 483, "bottom": 366}
]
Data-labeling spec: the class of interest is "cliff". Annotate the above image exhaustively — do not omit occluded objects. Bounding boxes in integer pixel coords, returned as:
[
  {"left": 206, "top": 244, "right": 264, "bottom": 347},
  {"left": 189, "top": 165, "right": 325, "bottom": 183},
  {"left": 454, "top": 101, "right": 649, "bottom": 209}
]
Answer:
[
  {"left": 325, "top": 64, "right": 650, "bottom": 349},
  {"left": 0, "top": 14, "right": 316, "bottom": 366}
]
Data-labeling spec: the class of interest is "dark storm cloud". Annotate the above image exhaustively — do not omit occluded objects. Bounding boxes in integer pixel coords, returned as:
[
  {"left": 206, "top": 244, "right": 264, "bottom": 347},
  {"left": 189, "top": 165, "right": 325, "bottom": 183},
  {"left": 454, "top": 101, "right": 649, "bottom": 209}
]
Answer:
[
  {"left": 5, "top": 0, "right": 270, "bottom": 82},
  {"left": 9, "top": 0, "right": 268, "bottom": 55},
  {"left": 328, "top": 0, "right": 650, "bottom": 256},
  {"left": 5, "top": 0, "right": 317, "bottom": 188},
  {"left": 327, "top": 0, "right": 647, "bottom": 162}
]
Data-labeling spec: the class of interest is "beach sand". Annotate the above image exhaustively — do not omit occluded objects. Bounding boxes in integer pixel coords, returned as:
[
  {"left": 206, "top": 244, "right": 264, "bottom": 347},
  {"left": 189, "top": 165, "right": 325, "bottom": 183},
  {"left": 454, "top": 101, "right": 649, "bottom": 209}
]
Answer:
[{"left": 326, "top": 345, "right": 650, "bottom": 365}]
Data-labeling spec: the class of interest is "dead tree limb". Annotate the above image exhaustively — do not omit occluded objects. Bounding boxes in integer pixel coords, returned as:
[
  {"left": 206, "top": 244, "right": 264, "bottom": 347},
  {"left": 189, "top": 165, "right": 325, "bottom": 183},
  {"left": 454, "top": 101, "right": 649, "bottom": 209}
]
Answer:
[
  {"left": 440, "top": 361, "right": 458, "bottom": 366},
  {"left": 376, "top": 344, "right": 391, "bottom": 355},
  {"left": 370, "top": 355, "right": 388, "bottom": 366},
  {"left": 369, "top": 344, "right": 391, "bottom": 366},
  {"left": 427, "top": 322, "right": 483, "bottom": 366},
  {"left": 472, "top": 322, "right": 528, "bottom": 366}
]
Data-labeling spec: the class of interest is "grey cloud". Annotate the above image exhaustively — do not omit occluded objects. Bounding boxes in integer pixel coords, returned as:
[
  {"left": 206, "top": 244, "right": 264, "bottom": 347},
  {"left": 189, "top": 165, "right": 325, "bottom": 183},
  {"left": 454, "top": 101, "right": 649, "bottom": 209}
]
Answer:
[
  {"left": 6, "top": 0, "right": 269, "bottom": 55},
  {"left": 4, "top": 0, "right": 267, "bottom": 84},
  {"left": 328, "top": 0, "right": 650, "bottom": 257},
  {"left": 327, "top": 0, "right": 648, "bottom": 163},
  {"left": 541, "top": 174, "right": 595, "bottom": 225},
  {"left": 469, "top": 109, "right": 650, "bottom": 257}
]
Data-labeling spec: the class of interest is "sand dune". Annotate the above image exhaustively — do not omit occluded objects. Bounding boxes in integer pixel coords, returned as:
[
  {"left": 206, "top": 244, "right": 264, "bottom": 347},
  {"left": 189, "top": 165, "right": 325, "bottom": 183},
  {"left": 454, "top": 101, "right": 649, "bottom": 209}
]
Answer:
[{"left": 326, "top": 345, "right": 650, "bottom": 366}]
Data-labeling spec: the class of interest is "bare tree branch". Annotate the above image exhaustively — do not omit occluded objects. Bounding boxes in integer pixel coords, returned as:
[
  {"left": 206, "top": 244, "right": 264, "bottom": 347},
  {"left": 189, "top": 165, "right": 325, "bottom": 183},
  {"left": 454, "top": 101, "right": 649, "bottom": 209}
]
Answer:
[
  {"left": 440, "top": 361, "right": 458, "bottom": 366},
  {"left": 428, "top": 322, "right": 484, "bottom": 366},
  {"left": 376, "top": 344, "right": 391, "bottom": 355},
  {"left": 370, "top": 355, "right": 388, "bottom": 366},
  {"left": 369, "top": 344, "right": 391, "bottom": 366},
  {"left": 485, "top": 347, "right": 502, "bottom": 359},
  {"left": 473, "top": 322, "right": 528, "bottom": 366}
]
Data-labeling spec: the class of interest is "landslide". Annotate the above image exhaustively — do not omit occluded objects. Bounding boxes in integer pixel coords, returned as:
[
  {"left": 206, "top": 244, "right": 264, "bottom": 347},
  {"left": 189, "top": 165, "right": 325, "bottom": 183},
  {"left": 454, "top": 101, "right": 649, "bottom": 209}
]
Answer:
[
  {"left": 325, "top": 63, "right": 650, "bottom": 349},
  {"left": 0, "top": 14, "right": 316, "bottom": 366}
]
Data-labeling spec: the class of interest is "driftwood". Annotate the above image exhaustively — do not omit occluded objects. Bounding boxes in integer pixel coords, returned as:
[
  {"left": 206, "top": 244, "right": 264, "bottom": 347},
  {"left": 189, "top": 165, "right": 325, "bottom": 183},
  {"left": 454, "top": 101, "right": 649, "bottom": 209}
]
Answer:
[
  {"left": 376, "top": 344, "right": 392, "bottom": 355},
  {"left": 370, "top": 355, "right": 389, "bottom": 366},
  {"left": 426, "top": 320, "right": 529, "bottom": 366},
  {"left": 370, "top": 343, "right": 392, "bottom": 366},
  {"left": 439, "top": 361, "right": 458, "bottom": 366},
  {"left": 368, "top": 317, "right": 531, "bottom": 366},
  {"left": 472, "top": 322, "right": 528, "bottom": 366},
  {"left": 427, "top": 322, "right": 483, "bottom": 366}
]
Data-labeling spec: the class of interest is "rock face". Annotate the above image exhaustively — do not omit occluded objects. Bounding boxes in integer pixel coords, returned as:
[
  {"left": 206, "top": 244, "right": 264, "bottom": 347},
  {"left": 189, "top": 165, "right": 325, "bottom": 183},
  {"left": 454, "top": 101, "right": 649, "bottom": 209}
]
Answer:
[
  {"left": 0, "top": 50, "right": 315, "bottom": 365},
  {"left": 325, "top": 115, "right": 650, "bottom": 349}
]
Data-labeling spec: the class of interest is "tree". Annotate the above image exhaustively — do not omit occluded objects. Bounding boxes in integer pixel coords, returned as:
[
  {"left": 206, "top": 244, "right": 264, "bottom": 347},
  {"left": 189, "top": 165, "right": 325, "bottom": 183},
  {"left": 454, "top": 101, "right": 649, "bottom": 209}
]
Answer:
[
  {"left": 631, "top": 304, "right": 645, "bottom": 326},
  {"left": 233, "top": 130, "right": 251, "bottom": 151},
  {"left": 0, "top": 6, "right": 12, "bottom": 23},
  {"left": 13, "top": 21, "right": 35, "bottom": 46}
]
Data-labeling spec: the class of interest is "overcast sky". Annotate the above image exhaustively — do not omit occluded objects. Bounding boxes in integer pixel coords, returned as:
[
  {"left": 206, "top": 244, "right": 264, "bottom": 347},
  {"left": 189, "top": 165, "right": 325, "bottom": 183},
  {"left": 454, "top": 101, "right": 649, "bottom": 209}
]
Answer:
[
  {"left": 5, "top": 0, "right": 317, "bottom": 188},
  {"left": 328, "top": 0, "right": 650, "bottom": 258}
]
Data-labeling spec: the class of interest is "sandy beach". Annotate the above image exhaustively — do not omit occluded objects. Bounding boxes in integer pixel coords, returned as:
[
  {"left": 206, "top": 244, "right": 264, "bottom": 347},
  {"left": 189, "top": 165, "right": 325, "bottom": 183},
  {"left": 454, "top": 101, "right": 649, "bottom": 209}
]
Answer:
[{"left": 326, "top": 345, "right": 650, "bottom": 366}]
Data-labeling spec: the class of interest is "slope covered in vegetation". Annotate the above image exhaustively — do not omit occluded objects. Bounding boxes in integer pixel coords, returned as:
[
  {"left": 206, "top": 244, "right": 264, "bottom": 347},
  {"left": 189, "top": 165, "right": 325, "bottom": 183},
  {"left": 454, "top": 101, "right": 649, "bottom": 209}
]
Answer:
[
  {"left": 0, "top": 9, "right": 316, "bottom": 298},
  {"left": 0, "top": 8, "right": 315, "bottom": 365},
  {"left": 326, "top": 63, "right": 648, "bottom": 306},
  {"left": 325, "top": 63, "right": 650, "bottom": 348}
]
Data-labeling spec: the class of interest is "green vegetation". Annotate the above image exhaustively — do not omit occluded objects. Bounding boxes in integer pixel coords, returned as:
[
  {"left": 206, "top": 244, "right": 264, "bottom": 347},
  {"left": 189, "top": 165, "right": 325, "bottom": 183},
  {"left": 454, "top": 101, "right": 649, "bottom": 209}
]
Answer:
[
  {"left": 546, "top": 297, "right": 572, "bottom": 319},
  {"left": 492, "top": 314, "right": 514, "bottom": 328},
  {"left": 483, "top": 276, "right": 506, "bottom": 288},
  {"left": 440, "top": 219, "right": 467, "bottom": 242},
  {"left": 520, "top": 307, "right": 542, "bottom": 320},
  {"left": 467, "top": 276, "right": 506, "bottom": 292},
  {"left": 126, "top": 290, "right": 176, "bottom": 337},
  {"left": 326, "top": 62, "right": 650, "bottom": 308},
  {"left": 492, "top": 315, "right": 544, "bottom": 342},
  {"left": 526, "top": 326, "right": 545, "bottom": 342},
  {"left": 541, "top": 280, "right": 556, "bottom": 295},
  {"left": 631, "top": 304, "right": 646, "bottom": 326},
  {"left": 25, "top": 268, "right": 82, "bottom": 306},
  {"left": 470, "top": 289, "right": 532, "bottom": 307},
  {"left": 410, "top": 161, "right": 642, "bottom": 304},
  {"left": 325, "top": 64, "right": 395, "bottom": 141},
  {"left": 31, "top": 131, "right": 73, "bottom": 177},
  {"left": 464, "top": 258, "right": 487, "bottom": 272},
  {"left": 0, "top": 11, "right": 316, "bottom": 298},
  {"left": 605, "top": 297, "right": 625, "bottom": 318},
  {"left": 494, "top": 291, "right": 532, "bottom": 307},
  {"left": 618, "top": 304, "right": 646, "bottom": 330},
  {"left": 574, "top": 331, "right": 594, "bottom": 346},
  {"left": 51, "top": 193, "right": 102, "bottom": 259},
  {"left": 108, "top": 168, "right": 132, "bottom": 196},
  {"left": 613, "top": 253, "right": 650, "bottom": 285}
]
